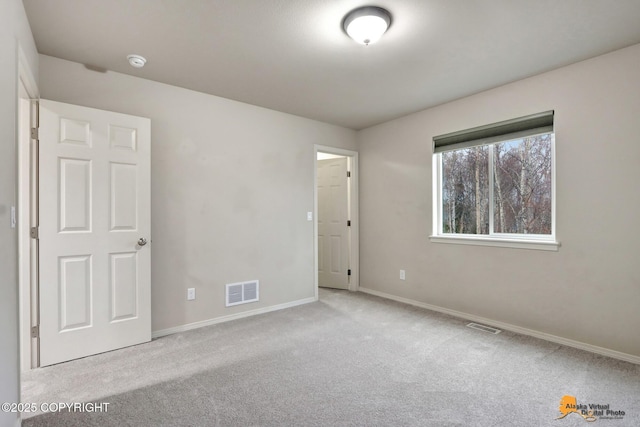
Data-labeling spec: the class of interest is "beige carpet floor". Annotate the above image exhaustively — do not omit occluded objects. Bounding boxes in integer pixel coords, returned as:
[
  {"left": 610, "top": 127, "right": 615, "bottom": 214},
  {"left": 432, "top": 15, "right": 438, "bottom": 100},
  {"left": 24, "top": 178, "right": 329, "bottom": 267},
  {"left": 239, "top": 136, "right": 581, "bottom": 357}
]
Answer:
[{"left": 22, "top": 288, "right": 640, "bottom": 426}]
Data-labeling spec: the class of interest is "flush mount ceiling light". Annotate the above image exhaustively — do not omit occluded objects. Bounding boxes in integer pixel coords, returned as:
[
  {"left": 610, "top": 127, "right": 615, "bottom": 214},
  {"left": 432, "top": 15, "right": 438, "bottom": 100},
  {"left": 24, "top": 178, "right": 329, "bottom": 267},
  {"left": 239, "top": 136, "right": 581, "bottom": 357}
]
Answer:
[
  {"left": 343, "top": 6, "right": 392, "bottom": 45},
  {"left": 127, "top": 54, "right": 146, "bottom": 68}
]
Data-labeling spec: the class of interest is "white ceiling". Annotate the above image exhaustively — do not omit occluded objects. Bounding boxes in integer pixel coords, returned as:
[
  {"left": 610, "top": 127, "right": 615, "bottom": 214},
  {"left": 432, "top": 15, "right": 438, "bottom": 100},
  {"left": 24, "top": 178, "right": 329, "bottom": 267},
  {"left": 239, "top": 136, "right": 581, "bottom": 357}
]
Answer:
[{"left": 23, "top": 0, "right": 640, "bottom": 130}]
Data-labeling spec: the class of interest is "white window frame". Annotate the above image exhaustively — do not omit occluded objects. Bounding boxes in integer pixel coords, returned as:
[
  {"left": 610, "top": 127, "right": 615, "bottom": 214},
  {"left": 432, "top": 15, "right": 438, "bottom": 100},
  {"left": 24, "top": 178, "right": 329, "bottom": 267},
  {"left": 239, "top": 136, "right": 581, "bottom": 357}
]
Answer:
[{"left": 430, "top": 134, "right": 559, "bottom": 251}]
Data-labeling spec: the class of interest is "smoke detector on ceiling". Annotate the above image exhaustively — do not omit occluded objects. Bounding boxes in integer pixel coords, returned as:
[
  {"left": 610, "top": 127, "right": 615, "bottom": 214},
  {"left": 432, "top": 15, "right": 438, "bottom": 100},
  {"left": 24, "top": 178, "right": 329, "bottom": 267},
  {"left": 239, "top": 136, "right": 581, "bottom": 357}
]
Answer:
[{"left": 127, "top": 54, "right": 146, "bottom": 68}]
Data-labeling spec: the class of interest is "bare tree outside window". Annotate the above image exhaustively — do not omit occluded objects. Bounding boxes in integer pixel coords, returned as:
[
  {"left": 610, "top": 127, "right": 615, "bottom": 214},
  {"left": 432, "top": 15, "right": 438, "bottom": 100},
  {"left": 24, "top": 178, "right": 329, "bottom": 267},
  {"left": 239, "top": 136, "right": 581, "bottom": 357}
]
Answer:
[
  {"left": 441, "top": 134, "right": 552, "bottom": 236},
  {"left": 442, "top": 146, "right": 488, "bottom": 234},
  {"left": 494, "top": 135, "right": 552, "bottom": 234}
]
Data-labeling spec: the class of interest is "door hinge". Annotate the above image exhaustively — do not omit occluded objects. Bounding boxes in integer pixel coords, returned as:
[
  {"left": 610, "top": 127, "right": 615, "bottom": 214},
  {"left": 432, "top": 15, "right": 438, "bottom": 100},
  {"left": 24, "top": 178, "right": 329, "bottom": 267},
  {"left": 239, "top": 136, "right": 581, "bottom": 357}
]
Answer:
[
  {"left": 347, "top": 269, "right": 351, "bottom": 276},
  {"left": 30, "top": 226, "right": 39, "bottom": 239},
  {"left": 31, "top": 127, "right": 39, "bottom": 140},
  {"left": 347, "top": 171, "right": 351, "bottom": 178},
  {"left": 347, "top": 220, "right": 351, "bottom": 226},
  {"left": 31, "top": 325, "right": 39, "bottom": 339}
]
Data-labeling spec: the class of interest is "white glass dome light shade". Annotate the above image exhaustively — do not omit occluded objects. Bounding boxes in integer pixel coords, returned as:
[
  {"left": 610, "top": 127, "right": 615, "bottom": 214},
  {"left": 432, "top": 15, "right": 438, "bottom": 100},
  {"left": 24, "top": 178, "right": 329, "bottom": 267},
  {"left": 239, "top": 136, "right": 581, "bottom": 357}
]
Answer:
[{"left": 343, "top": 6, "right": 391, "bottom": 45}]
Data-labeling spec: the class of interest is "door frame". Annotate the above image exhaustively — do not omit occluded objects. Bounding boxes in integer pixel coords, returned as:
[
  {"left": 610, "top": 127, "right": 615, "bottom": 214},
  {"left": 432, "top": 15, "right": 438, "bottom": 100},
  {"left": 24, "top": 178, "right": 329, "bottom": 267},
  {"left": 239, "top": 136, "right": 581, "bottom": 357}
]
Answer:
[
  {"left": 314, "top": 145, "right": 359, "bottom": 298},
  {"left": 17, "top": 46, "right": 40, "bottom": 372}
]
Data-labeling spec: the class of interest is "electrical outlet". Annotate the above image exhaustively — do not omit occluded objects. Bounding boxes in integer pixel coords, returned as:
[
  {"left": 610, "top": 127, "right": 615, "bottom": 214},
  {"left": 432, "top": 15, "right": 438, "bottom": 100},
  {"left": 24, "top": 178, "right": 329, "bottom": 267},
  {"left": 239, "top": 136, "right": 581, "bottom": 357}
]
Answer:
[
  {"left": 187, "top": 288, "right": 196, "bottom": 301},
  {"left": 399, "top": 270, "right": 406, "bottom": 280}
]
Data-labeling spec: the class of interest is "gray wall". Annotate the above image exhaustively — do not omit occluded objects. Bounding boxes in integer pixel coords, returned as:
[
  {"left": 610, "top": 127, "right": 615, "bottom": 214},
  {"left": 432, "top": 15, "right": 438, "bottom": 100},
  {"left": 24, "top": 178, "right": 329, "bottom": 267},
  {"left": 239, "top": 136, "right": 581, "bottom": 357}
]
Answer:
[
  {"left": 38, "top": 55, "right": 357, "bottom": 333},
  {"left": 0, "top": 1, "right": 38, "bottom": 425},
  {"left": 357, "top": 43, "right": 640, "bottom": 358}
]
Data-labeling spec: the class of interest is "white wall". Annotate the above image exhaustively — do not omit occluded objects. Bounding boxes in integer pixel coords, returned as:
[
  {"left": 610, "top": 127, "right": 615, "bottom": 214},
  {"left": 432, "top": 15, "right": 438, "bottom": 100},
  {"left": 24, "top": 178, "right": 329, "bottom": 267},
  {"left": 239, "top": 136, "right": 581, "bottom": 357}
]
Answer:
[
  {"left": 357, "top": 44, "right": 640, "bottom": 359},
  {"left": 0, "top": 1, "right": 38, "bottom": 425},
  {"left": 38, "top": 55, "right": 357, "bottom": 333}
]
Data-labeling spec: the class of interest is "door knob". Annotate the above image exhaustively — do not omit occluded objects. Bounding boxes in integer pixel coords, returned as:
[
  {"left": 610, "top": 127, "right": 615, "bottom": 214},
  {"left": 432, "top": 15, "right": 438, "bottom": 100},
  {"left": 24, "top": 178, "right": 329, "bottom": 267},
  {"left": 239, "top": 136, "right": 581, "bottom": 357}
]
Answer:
[{"left": 138, "top": 238, "right": 148, "bottom": 246}]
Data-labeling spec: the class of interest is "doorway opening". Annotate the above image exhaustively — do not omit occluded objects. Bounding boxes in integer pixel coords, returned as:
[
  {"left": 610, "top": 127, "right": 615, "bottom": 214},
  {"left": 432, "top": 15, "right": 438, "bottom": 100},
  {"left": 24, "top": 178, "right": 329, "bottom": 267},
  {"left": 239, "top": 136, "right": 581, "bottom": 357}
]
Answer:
[
  {"left": 17, "top": 90, "right": 152, "bottom": 372},
  {"left": 314, "top": 145, "right": 359, "bottom": 299}
]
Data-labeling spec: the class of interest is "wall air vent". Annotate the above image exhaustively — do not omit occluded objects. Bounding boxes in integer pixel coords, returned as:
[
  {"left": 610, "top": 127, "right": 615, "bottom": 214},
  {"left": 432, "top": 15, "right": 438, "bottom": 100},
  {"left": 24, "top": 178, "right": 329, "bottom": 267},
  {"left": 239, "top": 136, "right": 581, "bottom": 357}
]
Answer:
[
  {"left": 466, "top": 322, "right": 501, "bottom": 334},
  {"left": 225, "top": 280, "right": 259, "bottom": 307}
]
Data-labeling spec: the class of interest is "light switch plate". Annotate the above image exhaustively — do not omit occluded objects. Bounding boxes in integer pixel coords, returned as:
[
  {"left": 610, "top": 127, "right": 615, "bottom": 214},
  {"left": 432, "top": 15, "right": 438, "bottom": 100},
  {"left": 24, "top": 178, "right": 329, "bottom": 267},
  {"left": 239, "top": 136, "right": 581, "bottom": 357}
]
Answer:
[
  {"left": 307, "top": 212, "right": 313, "bottom": 221},
  {"left": 187, "top": 288, "right": 196, "bottom": 300}
]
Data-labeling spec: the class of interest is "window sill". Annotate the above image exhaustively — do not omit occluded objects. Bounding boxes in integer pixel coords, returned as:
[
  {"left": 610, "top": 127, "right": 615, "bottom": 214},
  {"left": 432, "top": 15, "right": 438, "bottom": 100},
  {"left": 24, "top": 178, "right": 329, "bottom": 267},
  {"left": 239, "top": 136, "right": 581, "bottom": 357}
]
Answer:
[{"left": 429, "top": 235, "right": 560, "bottom": 251}]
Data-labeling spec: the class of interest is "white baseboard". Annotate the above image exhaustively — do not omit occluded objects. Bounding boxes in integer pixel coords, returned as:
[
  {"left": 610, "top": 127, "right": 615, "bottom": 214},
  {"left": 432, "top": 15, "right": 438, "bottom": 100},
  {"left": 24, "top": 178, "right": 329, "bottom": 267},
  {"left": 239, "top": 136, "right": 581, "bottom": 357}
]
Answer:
[
  {"left": 359, "top": 287, "right": 640, "bottom": 365},
  {"left": 152, "top": 296, "right": 317, "bottom": 339}
]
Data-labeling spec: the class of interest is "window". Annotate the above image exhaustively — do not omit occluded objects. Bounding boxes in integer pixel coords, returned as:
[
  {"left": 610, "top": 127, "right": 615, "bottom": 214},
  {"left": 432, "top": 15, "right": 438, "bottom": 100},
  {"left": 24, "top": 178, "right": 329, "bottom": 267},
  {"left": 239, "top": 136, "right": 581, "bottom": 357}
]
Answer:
[{"left": 431, "top": 111, "right": 558, "bottom": 250}]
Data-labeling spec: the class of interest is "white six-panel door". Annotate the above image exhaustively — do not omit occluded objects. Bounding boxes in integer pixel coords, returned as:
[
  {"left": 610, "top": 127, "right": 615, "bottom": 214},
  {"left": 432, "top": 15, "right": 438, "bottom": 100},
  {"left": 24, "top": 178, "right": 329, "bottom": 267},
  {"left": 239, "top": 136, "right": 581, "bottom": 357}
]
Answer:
[
  {"left": 317, "top": 158, "right": 349, "bottom": 290},
  {"left": 38, "top": 100, "right": 151, "bottom": 366}
]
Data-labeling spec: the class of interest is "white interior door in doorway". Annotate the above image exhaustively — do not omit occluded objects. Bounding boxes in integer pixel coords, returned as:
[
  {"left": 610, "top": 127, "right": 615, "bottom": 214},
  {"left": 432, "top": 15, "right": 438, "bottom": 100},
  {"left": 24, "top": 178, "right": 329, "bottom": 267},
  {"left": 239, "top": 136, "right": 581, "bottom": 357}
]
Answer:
[
  {"left": 317, "top": 157, "right": 349, "bottom": 290},
  {"left": 38, "top": 100, "right": 151, "bottom": 366}
]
